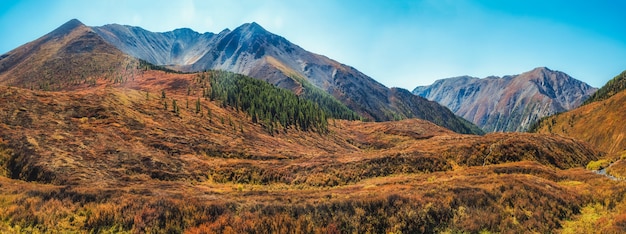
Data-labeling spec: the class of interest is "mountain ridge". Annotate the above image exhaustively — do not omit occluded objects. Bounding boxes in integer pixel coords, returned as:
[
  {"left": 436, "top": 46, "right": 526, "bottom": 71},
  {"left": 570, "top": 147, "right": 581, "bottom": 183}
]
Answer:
[
  {"left": 0, "top": 19, "right": 137, "bottom": 90},
  {"left": 531, "top": 69, "right": 626, "bottom": 155},
  {"left": 2, "top": 19, "right": 625, "bottom": 233},
  {"left": 0, "top": 18, "right": 483, "bottom": 134},
  {"left": 582, "top": 69, "right": 626, "bottom": 105},
  {"left": 413, "top": 67, "right": 596, "bottom": 132}
]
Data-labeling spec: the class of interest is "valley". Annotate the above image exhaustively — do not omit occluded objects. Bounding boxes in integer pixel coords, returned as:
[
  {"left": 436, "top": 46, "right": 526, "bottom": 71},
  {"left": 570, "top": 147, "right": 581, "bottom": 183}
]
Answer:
[
  {"left": 0, "top": 18, "right": 625, "bottom": 233},
  {"left": 0, "top": 67, "right": 622, "bottom": 233}
]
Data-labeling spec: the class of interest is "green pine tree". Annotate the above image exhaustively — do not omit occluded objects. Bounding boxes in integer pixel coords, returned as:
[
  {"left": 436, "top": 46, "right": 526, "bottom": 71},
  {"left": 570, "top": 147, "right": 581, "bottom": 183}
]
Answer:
[
  {"left": 195, "top": 98, "right": 201, "bottom": 114},
  {"left": 172, "top": 99, "right": 179, "bottom": 116}
]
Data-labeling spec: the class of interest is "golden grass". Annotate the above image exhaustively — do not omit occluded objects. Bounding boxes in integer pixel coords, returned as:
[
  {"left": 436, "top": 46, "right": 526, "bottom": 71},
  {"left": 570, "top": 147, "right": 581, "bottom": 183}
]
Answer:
[
  {"left": 534, "top": 90, "right": 626, "bottom": 155},
  {"left": 0, "top": 69, "right": 619, "bottom": 233}
]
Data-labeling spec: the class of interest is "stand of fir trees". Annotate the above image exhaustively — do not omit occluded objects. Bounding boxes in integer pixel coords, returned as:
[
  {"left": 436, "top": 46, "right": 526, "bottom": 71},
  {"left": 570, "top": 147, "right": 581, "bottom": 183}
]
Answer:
[{"left": 197, "top": 70, "right": 357, "bottom": 134}]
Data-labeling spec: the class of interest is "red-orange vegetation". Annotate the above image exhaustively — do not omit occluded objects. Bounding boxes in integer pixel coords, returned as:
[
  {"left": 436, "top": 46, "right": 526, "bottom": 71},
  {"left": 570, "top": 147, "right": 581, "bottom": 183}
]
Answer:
[
  {"left": 0, "top": 68, "right": 619, "bottom": 233},
  {"left": 533, "top": 89, "right": 626, "bottom": 155}
]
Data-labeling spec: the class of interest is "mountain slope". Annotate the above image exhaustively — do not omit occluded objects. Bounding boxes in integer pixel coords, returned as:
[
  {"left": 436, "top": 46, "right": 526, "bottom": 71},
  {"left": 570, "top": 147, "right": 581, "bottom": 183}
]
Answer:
[
  {"left": 531, "top": 70, "right": 626, "bottom": 155},
  {"left": 2, "top": 18, "right": 626, "bottom": 234},
  {"left": 0, "top": 19, "right": 137, "bottom": 90},
  {"left": 0, "top": 31, "right": 611, "bottom": 231},
  {"left": 92, "top": 21, "right": 483, "bottom": 134},
  {"left": 0, "top": 72, "right": 602, "bottom": 232},
  {"left": 413, "top": 67, "right": 596, "bottom": 132},
  {"left": 92, "top": 23, "right": 217, "bottom": 66},
  {"left": 583, "top": 69, "right": 626, "bottom": 105}
]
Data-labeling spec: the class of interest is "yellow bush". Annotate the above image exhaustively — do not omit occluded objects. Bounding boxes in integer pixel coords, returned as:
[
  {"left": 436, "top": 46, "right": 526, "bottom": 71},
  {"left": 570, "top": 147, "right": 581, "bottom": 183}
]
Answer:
[{"left": 586, "top": 159, "right": 611, "bottom": 170}]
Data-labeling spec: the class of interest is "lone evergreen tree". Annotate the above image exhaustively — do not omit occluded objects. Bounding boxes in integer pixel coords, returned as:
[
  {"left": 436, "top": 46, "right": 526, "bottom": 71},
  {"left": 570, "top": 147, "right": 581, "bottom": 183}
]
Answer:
[
  {"left": 172, "top": 99, "right": 179, "bottom": 116},
  {"left": 195, "top": 98, "right": 201, "bottom": 114}
]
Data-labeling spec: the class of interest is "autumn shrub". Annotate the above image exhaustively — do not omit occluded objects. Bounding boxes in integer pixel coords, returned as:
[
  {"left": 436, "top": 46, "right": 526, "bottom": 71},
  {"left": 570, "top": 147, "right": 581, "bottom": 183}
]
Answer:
[
  {"left": 614, "top": 213, "right": 626, "bottom": 231},
  {"left": 0, "top": 138, "right": 10, "bottom": 177},
  {"left": 587, "top": 159, "right": 612, "bottom": 170},
  {"left": 207, "top": 153, "right": 451, "bottom": 187},
  {"left": 446, "top": 134, "right": 598, "bottom": 169}
]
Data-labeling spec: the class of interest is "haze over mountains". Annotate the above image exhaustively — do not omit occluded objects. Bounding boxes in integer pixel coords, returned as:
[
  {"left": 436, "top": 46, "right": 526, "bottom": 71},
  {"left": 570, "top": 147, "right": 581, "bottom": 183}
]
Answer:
[{"left": 413, "top": 67, "right": 597, "bottom": 132}]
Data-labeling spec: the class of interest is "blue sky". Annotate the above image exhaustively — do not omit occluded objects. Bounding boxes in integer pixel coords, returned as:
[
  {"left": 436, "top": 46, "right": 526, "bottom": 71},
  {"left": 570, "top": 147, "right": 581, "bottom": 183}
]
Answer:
[{"left": 1, "top": 0, "right": 624, "bottom": 88}]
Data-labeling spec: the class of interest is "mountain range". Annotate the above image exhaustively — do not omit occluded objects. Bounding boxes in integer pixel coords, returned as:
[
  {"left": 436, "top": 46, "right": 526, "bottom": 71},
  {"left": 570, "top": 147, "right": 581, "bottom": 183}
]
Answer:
[
  {"left": 0, "top": 19, "right": 484, "bottom": 135},
  {"left": 413, "top": 67, "right": 597, "bottom": 132},
  {"left": 0, "top": 18, "right": 624, "bottom": 233},
  {"left": 88, "top": 20, "right": 482, "bottom": 134}
]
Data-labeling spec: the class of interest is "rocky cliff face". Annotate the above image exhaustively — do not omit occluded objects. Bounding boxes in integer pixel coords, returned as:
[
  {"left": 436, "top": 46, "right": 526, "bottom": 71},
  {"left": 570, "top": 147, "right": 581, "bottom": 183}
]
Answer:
[
  {"left": 92, "top": 21, "right": 482, "bottom": 134},
  {"left": 93, "top": 24, "right": 217, "bottom": 66},
  {"left": 413, "top": 67, "right": 597, "bottom": 132}
]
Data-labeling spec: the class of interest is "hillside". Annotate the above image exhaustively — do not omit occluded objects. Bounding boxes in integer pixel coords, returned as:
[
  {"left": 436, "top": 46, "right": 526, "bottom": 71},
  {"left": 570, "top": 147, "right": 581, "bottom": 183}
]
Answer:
[
  {"left": 0, "top": 72, "right": 610, "bottom": 232},
  {"left": 0, "top": 19, "right": 138, "bottom": 90},
  {"left": 0, "top": 19, "right": 482, "bottom": 134},
  {"left": 2, "top": 64, "right": 624, "bottom": 232},
  {"left": 413, "top": 67, "right": 597, "bottom": 132},
  {"left": 532, "top": 70, "right": 626, "bottom": 155},
  {"left": 3, "top": 18, "right": 626, "bottom": 233},
  {"left": 92, "top": 21, "right": 483, "bottom": 134},
  {"left": 583, "top": 69, "right": 626, "bottom": 104}
]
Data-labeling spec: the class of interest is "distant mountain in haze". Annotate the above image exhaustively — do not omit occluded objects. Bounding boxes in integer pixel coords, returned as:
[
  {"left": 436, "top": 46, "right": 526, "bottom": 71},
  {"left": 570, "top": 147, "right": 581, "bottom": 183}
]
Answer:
[
  {"left": 89, "top": 20, "right": 482, "bottom": 134},
  {"left": 413, "top": 67, "right": 597, "bottom": 132}
]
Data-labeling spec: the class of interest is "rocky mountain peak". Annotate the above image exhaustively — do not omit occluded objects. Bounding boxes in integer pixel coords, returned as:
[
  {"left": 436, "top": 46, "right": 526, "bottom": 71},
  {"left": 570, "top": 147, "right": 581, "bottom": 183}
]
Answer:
[
  {"left": 171, "top": 28, "right": 201, "bottom": 37},
  {"left": 217, "top": 28, "right": 231, "bottom": 35},
  {"left": 231, "top": 21, "right": 273, "bottom": 42},
  {"left": 532, "top": 66, "right": 552, "bottom": 72},
  {"left": 47, "top": 19, "right": 86, "bottom": 38},
  {"left": 241, "top": 22, "right": 266, "bottom": 33},
  {"left": 413, "top": 67, "right": 597, "bottom": 132},
  {"left": 20, "top": 20, "right": 483, "bottom": 134},
  {"left": 60, "top": 18, "right": 85, "bottom": 30},
  {"left": 526, "top": 67, "right": 560, "bottom": 78}
]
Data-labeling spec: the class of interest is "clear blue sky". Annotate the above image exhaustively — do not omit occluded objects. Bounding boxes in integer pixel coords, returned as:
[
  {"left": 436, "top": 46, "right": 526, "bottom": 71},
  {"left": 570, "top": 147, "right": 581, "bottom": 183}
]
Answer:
[{"left": 1, "top": 0, "right": 625, "bottom": 88}]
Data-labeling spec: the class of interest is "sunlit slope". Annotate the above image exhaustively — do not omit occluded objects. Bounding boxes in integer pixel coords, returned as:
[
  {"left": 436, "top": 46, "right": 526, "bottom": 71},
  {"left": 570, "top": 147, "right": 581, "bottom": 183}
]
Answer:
[{"left": 532, "top": 70, "right": 626, "bottom": 155}]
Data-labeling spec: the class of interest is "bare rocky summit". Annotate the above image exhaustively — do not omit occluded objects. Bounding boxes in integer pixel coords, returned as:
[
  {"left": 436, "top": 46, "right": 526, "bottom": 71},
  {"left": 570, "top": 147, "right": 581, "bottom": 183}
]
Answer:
[
  {"left": 92, "top": 21, "right": 482, "bottom": 134},
  {"left": 413, "top": 67, "right": 597, "bottom": 132}
]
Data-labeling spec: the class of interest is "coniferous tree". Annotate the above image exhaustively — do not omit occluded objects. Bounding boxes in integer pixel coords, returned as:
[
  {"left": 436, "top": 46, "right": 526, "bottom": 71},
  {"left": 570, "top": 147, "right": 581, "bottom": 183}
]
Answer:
[
  {"left": 199, "top": 70, "right": 350, "bottom": 134},
  {"left": 172, "top": 99, "right": 179, "bottom": 116},
  {"left": 195, "top": 98, "right": 201, "bottom": 114}
]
